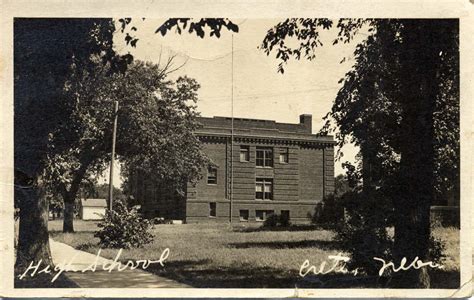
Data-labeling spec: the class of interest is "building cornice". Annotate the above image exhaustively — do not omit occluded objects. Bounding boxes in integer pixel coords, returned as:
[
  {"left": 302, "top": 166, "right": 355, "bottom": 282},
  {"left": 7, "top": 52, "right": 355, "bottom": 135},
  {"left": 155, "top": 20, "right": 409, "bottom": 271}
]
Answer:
[{"left": 196, "top": 132, "right": 336, "bottom": 146}]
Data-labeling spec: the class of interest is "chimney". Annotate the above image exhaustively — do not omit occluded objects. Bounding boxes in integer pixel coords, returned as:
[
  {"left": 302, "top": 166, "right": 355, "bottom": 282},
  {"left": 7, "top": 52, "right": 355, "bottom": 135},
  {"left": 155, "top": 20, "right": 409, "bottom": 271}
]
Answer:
[{"left": 299, "top": 114, "right": 312, "bottom": 133}]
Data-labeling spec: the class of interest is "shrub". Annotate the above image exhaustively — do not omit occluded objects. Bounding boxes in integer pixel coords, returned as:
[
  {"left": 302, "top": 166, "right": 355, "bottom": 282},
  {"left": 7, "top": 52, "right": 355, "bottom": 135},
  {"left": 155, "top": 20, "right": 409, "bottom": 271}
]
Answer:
[
  {"left": 263, "top": 213, "right": 279, "bottom": 227},
  {"left": 263, "top": 213, "right": 291, "bottom": 227},
  {"left": 333, "top": 188, "right": 448, "bottom": 278},
  {"left": 279, "top": 213, "right": 291, "bottom": 227},
  {"left": 334, "top": 189, "right": 394, "bottom": 276},
  {"left": 94, "top": 198, "right": 155, "bottom": 249},
  {"left": 311, "top": 194, "right": 345, "bottom": 228}
]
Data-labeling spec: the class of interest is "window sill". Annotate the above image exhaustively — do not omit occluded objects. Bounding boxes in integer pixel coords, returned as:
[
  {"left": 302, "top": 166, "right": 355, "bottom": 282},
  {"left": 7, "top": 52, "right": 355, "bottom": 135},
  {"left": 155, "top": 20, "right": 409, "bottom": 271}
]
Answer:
[{"left": 255, "top": 166, "right": 273, "bottom": 169}]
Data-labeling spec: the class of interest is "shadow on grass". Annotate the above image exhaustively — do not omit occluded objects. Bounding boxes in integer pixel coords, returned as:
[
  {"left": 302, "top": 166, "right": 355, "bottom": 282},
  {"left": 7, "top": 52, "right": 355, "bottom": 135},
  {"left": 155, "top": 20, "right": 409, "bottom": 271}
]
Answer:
[
  {"left": 148, "top": 260, "right": 460, "bottom": 289},
  {"left": 228, "top": 239, "right": 341, "bottom": 250},
  {"left": 146, "top": 259, "right": 384, "bottom": 288},
  {"left": 75, "top": 242, "right": 100, "bottom": 252},
  {"left": 49, "top": 229, "right": 97, "bottom": 234},
  {"left": 233, "top": 224, "right": 327, "bottom": 233}
]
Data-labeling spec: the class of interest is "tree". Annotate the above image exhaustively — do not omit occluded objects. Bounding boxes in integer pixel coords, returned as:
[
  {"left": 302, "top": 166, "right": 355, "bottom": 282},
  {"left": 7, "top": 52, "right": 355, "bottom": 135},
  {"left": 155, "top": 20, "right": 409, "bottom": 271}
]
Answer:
[
  {"left": 259, "top": 19, "right": 459, "bottom": 287},
  {"left": 14, "top": 18, "right": 124, "bottom": 267},
  {"left": 47, "top": 57, "right": 207, "bottom": 233},
  {"left": 14, "top": 17, "right": 214, "bottom": 267}
]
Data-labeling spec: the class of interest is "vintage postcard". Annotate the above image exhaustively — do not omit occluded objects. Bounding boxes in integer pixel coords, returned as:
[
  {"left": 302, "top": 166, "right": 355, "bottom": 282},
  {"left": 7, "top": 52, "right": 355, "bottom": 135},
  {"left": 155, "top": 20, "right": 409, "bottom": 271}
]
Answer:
[{"left": 0, "top": 0, "right": 472, "bottom": 298}]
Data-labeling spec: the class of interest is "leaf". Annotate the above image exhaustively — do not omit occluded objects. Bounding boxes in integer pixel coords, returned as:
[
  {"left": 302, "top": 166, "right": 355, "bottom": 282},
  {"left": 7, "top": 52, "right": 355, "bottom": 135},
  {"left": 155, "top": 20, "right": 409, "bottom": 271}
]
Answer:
[{"left": 227, "top": 22, "right": 239, "bottom": 33}]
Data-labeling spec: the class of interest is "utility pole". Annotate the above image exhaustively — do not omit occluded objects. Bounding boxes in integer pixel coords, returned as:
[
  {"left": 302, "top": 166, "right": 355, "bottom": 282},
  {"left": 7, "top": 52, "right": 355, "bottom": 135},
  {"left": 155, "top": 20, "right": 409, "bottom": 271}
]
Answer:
[{"left": 108, "top": 101, "right": 119, "bottom": 211}]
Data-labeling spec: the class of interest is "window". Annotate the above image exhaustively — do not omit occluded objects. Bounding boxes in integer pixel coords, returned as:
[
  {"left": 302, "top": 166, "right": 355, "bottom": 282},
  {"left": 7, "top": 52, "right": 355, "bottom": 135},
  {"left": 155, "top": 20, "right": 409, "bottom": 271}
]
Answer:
[
  {"left": 207, "top": 166, "right": 217, "bottom": 184},
  {"left": 256, "top": 210, "right": 274, "bottom": 222},
  {"left": 256, "top": 147, "right": 273, "bottom": 167},
  {"left": 256, "top": 178, "right": 273, "bottom": 200},
  {"left": 239, "top": 210, "right": 249, "bottom": 222},
  {"left": 240, "top": 146, "right": 250, "bottom": 162},
  {"left": 209, "top": 202, "right": 216, "bottom": 217},
  {"left": 279, "top": 148, "right": 289, "bottom": 164}
]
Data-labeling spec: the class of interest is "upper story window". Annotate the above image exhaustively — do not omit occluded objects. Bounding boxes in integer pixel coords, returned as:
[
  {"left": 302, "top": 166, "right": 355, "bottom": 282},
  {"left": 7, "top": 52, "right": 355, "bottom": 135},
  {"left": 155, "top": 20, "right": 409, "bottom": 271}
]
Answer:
[
  {"left": 256, "top": 178, "right": 273, "bottom": 200},
  {"left": 256, "top": 147, "right": 273, "bottom": 167},
  {"left": 207, "top": 166, "right": 217, "bottom": 185},
  {"left": 279, "top": 148, "right": 289, "bottom": 164},
  {"left": 240, "top": 145, "right": 250, "bottom": 162}
]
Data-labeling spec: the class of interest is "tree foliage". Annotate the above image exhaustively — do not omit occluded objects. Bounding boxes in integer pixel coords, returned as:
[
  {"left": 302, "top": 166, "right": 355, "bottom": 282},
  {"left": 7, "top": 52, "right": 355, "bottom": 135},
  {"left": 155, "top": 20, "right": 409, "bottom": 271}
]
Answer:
[
  {"left": 114, "top": 64, "right": 208, "bottom": 192},
  {"left": 88, "top": 183, "right": 125, "bottom": 200},
  {"left": 46, "top": 56, "right": 208, "bottom": 232},
  {"left": 14, "top": 18, "right": 124, "bottom": 266},
  {"left": 260, "top": 18, "right": 459, "bottom": 287},
  {"left": 14, "top": 17, "right": 210, "bottom": 265},
  {"left": 156, "top": 18, "right": 239, "bottom": 38}
]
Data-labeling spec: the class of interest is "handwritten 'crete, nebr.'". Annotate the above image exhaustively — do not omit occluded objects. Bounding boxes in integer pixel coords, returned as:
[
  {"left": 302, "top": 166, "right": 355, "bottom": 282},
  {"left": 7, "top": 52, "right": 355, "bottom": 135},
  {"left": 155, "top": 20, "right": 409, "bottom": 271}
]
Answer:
[{"left": 299, "top": 254, "right": 443, "bottom": 277}]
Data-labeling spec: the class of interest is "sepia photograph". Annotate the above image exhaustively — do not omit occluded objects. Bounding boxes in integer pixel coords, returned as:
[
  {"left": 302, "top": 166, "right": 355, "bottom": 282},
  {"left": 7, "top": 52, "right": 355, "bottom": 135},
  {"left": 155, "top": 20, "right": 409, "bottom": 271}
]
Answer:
[{"left": 1, "top": 1, "right": 472, "bottom": 298}]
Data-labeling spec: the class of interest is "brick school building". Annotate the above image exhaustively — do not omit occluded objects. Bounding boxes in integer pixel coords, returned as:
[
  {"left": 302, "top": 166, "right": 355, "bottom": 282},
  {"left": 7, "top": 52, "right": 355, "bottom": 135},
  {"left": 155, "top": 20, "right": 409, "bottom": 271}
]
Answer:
[{"left": 135, "top": 114, "right": 335, "bottom": 224}]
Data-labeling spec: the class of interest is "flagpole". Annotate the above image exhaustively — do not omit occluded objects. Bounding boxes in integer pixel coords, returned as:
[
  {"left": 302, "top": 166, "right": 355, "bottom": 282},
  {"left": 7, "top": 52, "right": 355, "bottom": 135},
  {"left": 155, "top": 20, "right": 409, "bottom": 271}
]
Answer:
[
  {"left": 230, "top": 35, "right": 234, "bottom": 224},
  {"left": 108, "top": 101, "right": 118, "bottom": 211}
]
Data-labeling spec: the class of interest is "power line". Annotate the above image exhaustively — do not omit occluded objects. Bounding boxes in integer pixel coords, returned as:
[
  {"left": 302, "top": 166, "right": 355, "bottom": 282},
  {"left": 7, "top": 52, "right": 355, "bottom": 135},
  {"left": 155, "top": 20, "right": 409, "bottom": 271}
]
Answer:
[{"left": 150, "top": 42, "right": 251, "bottom": 62}]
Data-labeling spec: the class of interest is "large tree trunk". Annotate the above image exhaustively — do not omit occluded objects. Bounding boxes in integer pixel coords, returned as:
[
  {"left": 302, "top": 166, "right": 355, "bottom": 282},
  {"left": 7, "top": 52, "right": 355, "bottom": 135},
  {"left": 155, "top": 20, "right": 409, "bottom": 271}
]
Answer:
[
  {"left": 62, "top": 184, "right": 80, "bottom": 233},
  {"left": 391, "top": 20, "right": 443, "bottom": 288},
  {"left": 15, "top": 173, "right": 52, "bottom": 268},
  {"left": 62, "top": 155, "right": 95, "bottom": 233},
  {"left": 63, "top": 199, "right": 75, "bottom": 233}
]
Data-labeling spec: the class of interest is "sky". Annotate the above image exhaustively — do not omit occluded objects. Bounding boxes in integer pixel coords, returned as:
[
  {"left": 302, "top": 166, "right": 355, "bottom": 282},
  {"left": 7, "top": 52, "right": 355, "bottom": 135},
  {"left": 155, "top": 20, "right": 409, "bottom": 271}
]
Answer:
[{"left": 98, "top": 18, "right": 366, "bottom": 187}]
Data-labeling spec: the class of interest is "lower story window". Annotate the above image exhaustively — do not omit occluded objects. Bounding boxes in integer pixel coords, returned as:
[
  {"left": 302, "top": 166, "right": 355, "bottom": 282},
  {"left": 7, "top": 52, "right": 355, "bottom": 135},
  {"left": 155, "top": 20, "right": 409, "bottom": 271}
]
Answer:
[
  {"left": 209, "top": 202, "right": 216, "bottom": 217},
  {"left": 256, "top": 210, "right": 274, "bottom": 222},
  {"left": 239, "top": 210, "right": 249, "bottom": 222}
]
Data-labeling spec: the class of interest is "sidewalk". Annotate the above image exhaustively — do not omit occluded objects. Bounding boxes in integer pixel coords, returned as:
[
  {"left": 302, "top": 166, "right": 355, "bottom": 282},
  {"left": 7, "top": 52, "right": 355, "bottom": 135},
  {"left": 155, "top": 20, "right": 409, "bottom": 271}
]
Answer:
[{"left": 50, "top": 239, "right": 190, "bottom": 288}]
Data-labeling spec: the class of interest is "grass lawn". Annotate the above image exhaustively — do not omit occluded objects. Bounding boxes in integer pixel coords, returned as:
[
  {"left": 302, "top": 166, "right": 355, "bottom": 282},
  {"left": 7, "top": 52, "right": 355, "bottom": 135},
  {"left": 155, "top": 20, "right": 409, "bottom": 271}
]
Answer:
[{"left": 48, "top": 220, "right": 460, "bottom": 288}]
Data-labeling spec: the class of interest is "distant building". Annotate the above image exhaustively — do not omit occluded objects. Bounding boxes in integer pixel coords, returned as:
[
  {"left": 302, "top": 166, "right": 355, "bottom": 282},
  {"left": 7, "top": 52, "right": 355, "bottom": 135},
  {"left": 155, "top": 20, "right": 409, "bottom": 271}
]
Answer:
[
  {"left": 80, "top": 198, "right": 107, "bottom": 220},
  {"left": 134, "top": 114, "right": 335, "bottom": 224}
]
